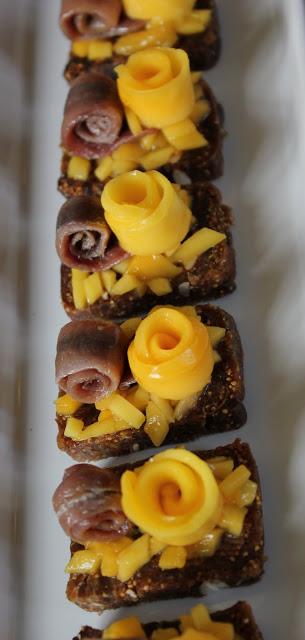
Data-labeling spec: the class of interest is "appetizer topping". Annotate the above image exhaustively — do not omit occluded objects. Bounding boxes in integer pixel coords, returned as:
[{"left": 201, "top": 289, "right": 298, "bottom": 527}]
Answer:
[
  {"left": 56, "top": 195, "right": 129, "bottom": 270},
  {"left": 60, "top": 0, "right": 144, "bottom": 40},
  {"left": 116, "top": 48, "right": 195, "bottom": 128},
  {"left": 55, "top": 320, "right": 125, "bottom": 403},
  {"left": 52, "top": 464, "right": 134, "bottom": 544},
  {"left": 101, "top": 170, "right": 191, "bottom": 255},
  {"left": 61, "top": 450, "right": 258, "bottom": 580},
  {"left": 128, "top": 307, "right": 214, "bottom": 400},
  {"left": 123, "top": 0, "right": 196, "bottom": 22}
]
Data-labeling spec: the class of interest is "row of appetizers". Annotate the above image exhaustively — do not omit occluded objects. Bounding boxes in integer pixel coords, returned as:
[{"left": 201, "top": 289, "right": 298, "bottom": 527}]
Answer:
[{"left": 53, "top": 2, "right": 264, "bottom": 638}]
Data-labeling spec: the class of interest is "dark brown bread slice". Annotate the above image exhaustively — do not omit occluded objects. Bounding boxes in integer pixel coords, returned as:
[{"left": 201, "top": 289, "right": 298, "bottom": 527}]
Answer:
[
  {"left": 56, "top": 304, "right": 246, "bottom": 461},
  {"left": 58, "top": 81, "right": 225, "bottom": 199},
  {"left": 61, "top": 183, "right": 235, "bottom": 321},
  {"left": 64, "top": 0, "right": 221, "bottom": 84},
  {"left": 66, "top": 441, "right": 264, "bottom": 613},
  {"left": 73, "top": 601, "right": 263, "bottom": 640}
]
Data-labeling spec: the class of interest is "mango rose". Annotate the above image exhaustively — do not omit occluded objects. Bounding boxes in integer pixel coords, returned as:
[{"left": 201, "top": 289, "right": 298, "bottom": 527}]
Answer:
[
  {"left": 116, "top": 47, "right": 195, "bottom": 128},
  {"left": 122, "top": 0, "right": 196, "bottom": 22},
  {"left": 128, "top": 307, "right": 214, "bottom": 400},
  {"left": 101, "top": 170, "right": 191, "bottom": 256},
  {"left": 121, "top": 448, "right": 222, "bottom": 546}
]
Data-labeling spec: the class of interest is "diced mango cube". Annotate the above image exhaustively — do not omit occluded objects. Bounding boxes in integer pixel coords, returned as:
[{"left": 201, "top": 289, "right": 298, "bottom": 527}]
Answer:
[
  {"left": 159, "top": 546, "right": 187, "bottom": 570},
  {"left": 64, "top": 416, "right": 85, "bottom": 440},
  {"left": 230, "top": 480, "right": 258, "bottom": 508},
  {"left": 117, "top": 534, "right": 150, "bottom": 582},
  {"left": 125, "top": 107, "right": 143, "bottom": 135},
  {"left": 127, "top": 386, "right": 150, "bottom": 411},
  {"left": 104, "top": 617, "right": 145, "bottom": 640},
  {"left": 112, "top": 142, "right": 144, "bottom": 162},
  {"left": 191, "top": 604, "right": 210, "bottom": 630},
  {"left": 191, "top": 72, "right": 202, "bottom": 84},
  {"left": 101, "top": 269, "right": 117, "bottom": 293},
  {"left": 191, "top": 99, "right": 210, "bottom": 124},
  {"left": 144, "top": 400, "right": 169, "bottom": 446},
  {"left": 190, "top": 529, "right": 223, "bottom": 557},
  {"left": 194, "top": 83, "right": 204, "bottom": 100},
  {"left": 163, "top": 119, "right": 207, "bottom": 150},
  {"left": 55, "top": 394, "right": 81, "bottom": 416},
  {"left": 173, "top": 228, "right": 226, "bottom": 266},
  {"left": 87, "top": 538, "right": 132, "bottom": 556},
  {"left": 88, "top": 40, "right": 112, "bottom": 61},
  {"left": 207, "top": 457, "right": 234, "bottom": 480},
  {"left": 150, "top": 394, "right": 174, "bottom": 422},
  {"left": 220, "top": 465, "right": 251, "bottom": 498},
  {"left": 98, "top": 409, "right": 113, "bottom": 422},
  {"left": 148, "top": 277, "right": 172, "bottom": 296},
  {"left": 84, "top": 416, "right": 131, "bottom": 437},
  {"left": 101, "top": 550, "right": 118, "bottom": 578},
  {"left": 100, "top": 393, "right": 145, "bottom": 429},
  {"left": 152, "top": 629, "right": 178, "bottom": 640},
  {"left": 68, "top": 156, "right": 91, "bottom": 181},
  {"left": 113, "top": 259, "right": 131, "bottom": 275},
  {"left": 140, "top": 146, "right": 175, "bottom": 170},
  {"left": 219, "top": 505, "right": 247, "bottom": 536},
  {"left": 111, "top": 159, "right": 138, "bottom": 177},
  {"left": 141, "top": 132, "right": 158, "bottom": 151},
  {"left": 213, "top": 350, "right": 221, "bottom": 364},
  {"left": 205, "top": 623, "right": 234, "bottom": 640},
  {"left": 128, "top": 255, "right": 182, "bottom": 281},
  {"left": 65, "top": 550, "right": 100, "bottom": 575},
  {"left": 173, "top": 392, "right": 200, "bottom": 422},
  {"left": 71, "top": 40, "right": 89, "bottom": 57},
  {"left": 84, "top": 272, "right": 104, "bottom": 305},
  {"left": 179, "top": 616, "right": 193, "bottom": 632},
  {"left": 120, "top": 317, "right": 142, "bottom": 340},
  {"left": 111, "top": 273, "right": 142, "bottom": 296},
  {"left": 176, "top": 9, "right": 212, "bottom": 35},
  {"left": 71, "top": 269, "right": 88, "bottom": 310},
  {"left": 95, "top": 156, "right": 113, "bottom": 182},
  {"left": 206, "top": 326, "right": 226, "bottom": 347},
  {"left": 114, "top": 22, "right": 177, "bottom": 57},
  {"left": 150, "top": 538, "right": 167, "bottom": 556}
]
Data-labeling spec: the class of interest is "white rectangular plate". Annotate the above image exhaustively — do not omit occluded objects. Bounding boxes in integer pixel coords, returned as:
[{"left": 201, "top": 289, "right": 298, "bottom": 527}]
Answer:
[{"left": 1, "top": 1, "right": 305, "bottom": 638}]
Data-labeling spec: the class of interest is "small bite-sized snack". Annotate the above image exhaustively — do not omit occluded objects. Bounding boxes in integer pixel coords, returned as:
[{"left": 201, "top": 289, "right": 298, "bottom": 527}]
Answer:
[
  {"left": 60, "top": 0, "right": 221, "bottom": 82},
  {"left": 58, "top": 176, "right": 235, "bottom": 319},
  {"left": 55, "top": 304, "right": 246, "bottom": 460},
  {"left": 58, "top": 47, "right": 225, "bottom": 197},
  {"left": 72, "top": 601, "right": 264, "bottom": 640},
  {"left": 53, "top": 440, "right": 264, "bottom": 612}
]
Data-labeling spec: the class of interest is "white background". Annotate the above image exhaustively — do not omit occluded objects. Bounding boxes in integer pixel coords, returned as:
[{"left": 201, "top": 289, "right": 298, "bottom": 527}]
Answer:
[{"left": 1, "top": 1, "right": 305, "bottom": 639}]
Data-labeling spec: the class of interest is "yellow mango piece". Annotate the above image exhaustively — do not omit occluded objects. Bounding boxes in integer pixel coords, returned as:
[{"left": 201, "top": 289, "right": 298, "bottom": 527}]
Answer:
[
  {"left": 87, "top": 538, "right": 133, "bottom": 556},
  {"left": 104, "top": 617, "right": 145, "bottom": 640},
  {"left": 88, "top": 40, "right": 112, "bottom": 61},
  {"left": 140, "top": 146, "right": 175, "bottom": 170},
  {"left": 64, "top": 416, "right": 85, "bottom": 440},
  {"left": 207, "top": 457, "right": 234, "bottom": 480},
  {"left": 121, "top": 317, "right": 142, "bottom": 340},
  {"left": 65, "top": 551, "right": 100, "bottom": 575},
  {"left": 150, "top": 537, "right": 167, "bottom": 556},
  {"left": 68, "top": 156, "right": 90, "bottom": 181},
  {"left": 180, "top": 616, "right": 193, "bottom": 632},
  {"left": 191, "top": 604, "right": 211, "bottom": 630},
  {"left": 141, "top": 133, "right": 159, "bottom": 151},
  {"left": 190, "top": 529, "right": 223, "bottom": 558},
  {"left": 117, "top": 534, "right": 150, "bottom": 582},
  {"left": 101, "top": 550, "right": 118, "bottom": 578},
  {"left": 148, "top": 277, "right": 173, "bottom": 296},
  {"left": 101, "top": 269, "right": 117, "bottom": 293},
  {"left": 191, "top": 99, "right": 210, "bottom": 124},
  {"left": 150, "top": 394, "right": 174, "bottom": 422},
  {"left": 230, "top": 480, "right": 258, "bottom": 508},
  {"left": 102, "top": 393, "right": 145, "bottom": 429},
  {"left": 125, "top": 107, "right": 143, "bottom": 135},
  {"left": 129, "top": 255, "right": 182, "bottom": 281},
  {"left": 220, "top": 465, "right": 251, "bottom": 498},
  {"left": 71, "top": 269, "right": 88, "bottom": 310},
  {"left": 205, "top": 622, "right": 234, "bottom": 640},
  {"left": 114, "top": 23, "right": 177, "bottom": 57},
  {"left": 55, "top": 394, "right": 81, "bottom": 416},
  {"left": 112, "top": 141, "right": 144, "bottom": 162},
  {"left": 111, "top": 273, "right": 141, "bottom": 296},
  {"left": 173, "top": 228, "right": 226, "bottom": 266},
  {"left": 144, "top": 400, "right": 169, "bottom": 446},
  {"left": 176, "top": 10, "right": 212, "bottom": 35},
  {"left": 95, "top": 156, "right": 113, "bottom": 182},
  {"left": 219, "top": 505, "right": 247, "bottom": 536},
  {"left": 159, "top": 546, "right": 187, "bottom": 570},
  {"left": 206, "top": 326, "right": 226, "bottom": 347},
  {"left": 71, "top": 40, "right": 89, "bottom": 57},
  {"left": 84, "top": 272, "right": 104, "bottom": 305},
  {"left": 127, "top": 385, "right": 150, "bottom": 411},
  {"left": 163, "top": 118, "right": 207, "bottom": 150},
  {"left": 98, "top": 409, "right": 112, "bottom": 421},
  {"left": 191, "top": 72, "right": 202, "bottom": 84},
  {"left": 85, "top": 416, "right": 131, "bottom": 437},
  {"left": 213, "top": 350, "right": 221, "bottom": 364},
  {"left": 111, "top": 159, "right": 138, "bottom": 177},
  {"left": 152, "top": 630, "right": 178, "bottom": 640},
  {"left": 173, "top": 392, "right": 200, "bottom": 422},
  {"left": 113, "top": 258, "right": 131, "bottom": 275}
]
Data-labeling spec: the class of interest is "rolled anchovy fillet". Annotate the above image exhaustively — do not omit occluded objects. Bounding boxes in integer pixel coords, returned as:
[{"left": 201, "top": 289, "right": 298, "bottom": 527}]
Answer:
[
  {"left": 60, "top": 0, "right": 144, "bottom": 40},
  {"left": 56, "top": 195, "right": 129, "bottom": 270},
  {"left": 55, "top": 320, "right": 126, "bottom": 403},
  {"left": 53, "top": 464, "right": 134, "bottom": 543}
]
